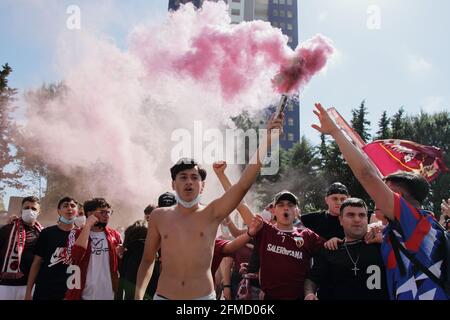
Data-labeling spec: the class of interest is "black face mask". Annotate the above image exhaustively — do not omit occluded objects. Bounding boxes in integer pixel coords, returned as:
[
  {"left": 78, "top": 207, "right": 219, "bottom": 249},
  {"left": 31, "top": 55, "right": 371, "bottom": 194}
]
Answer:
[{"left": 94, "top": 222, "right": 107, "bottom": 229}]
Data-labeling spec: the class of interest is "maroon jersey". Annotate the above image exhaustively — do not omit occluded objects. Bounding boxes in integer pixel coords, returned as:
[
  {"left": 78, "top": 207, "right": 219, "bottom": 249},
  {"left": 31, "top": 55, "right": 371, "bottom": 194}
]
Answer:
[
  {"left": 211, "top": 239, "right": 229, "bottom": 277},
  {"left": 254, "top": 221, "right": 324, "bottom": 299},
  {"left": 231, "top": 244, "right": 252, "bottom": 271}
]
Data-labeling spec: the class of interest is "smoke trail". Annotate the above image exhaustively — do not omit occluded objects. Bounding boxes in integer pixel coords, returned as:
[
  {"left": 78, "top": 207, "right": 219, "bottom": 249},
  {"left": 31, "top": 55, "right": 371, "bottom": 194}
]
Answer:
[{"left": 273, "top": 35, "right": 334, "bottom": 94}]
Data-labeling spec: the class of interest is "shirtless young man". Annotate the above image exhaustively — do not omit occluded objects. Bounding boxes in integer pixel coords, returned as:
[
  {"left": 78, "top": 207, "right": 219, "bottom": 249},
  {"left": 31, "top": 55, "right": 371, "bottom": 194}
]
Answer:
[{"left": 135, "top": 113, "right": 284, "bottom": 300}]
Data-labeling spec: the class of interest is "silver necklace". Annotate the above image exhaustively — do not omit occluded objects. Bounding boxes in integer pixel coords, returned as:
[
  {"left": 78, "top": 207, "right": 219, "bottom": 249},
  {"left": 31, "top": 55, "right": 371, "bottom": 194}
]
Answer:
[{"left": 343, "top": 242, "right": 360, "bottom": 276}]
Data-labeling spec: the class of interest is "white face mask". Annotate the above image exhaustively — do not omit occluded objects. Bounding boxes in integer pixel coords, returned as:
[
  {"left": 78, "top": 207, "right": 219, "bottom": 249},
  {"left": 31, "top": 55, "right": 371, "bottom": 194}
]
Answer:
[
  {"left": 175, "top": 193, "right": 202, "bottom": 208},
  {"left": 22, "top": 209, "right": 39, "bottom": 224},
  {"left": 58, "top": 216, "right": 75, "bottom": 225},
  {"left": 74, "top": 215, "right": 86, "bottom": 228}
]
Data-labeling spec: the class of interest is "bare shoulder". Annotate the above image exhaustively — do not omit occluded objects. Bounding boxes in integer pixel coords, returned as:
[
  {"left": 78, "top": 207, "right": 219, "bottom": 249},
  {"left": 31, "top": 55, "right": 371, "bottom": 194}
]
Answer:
[
  {"left": 197, "top": 203, "right": 217, "bottom": 220},
  {"left": 149, "top": 207, "right": 175, "bottom": 221}
]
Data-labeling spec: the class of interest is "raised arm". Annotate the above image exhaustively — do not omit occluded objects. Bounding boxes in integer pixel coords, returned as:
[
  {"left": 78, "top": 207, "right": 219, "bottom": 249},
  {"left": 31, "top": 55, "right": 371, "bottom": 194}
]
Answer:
[
  {"left": 209, "top": 114, "right": 283, "bottom": 222},
  {"left": 222, "top": 216, "right": 246, "bottom": 238},
  {"left": 312, "top": 103, "right": 394, "bottom": 220},
  {"left": 74, "top": 215, "right": 98, "bottom": 249},
  {"left": 213, "top": 161, "right": 255, "bottom": 226},
  {"left": 222, "top": 215, "right": 263, "bottom": 255},
  {"left": 135, "top": 215, "right": 161, "bottom": 300}
]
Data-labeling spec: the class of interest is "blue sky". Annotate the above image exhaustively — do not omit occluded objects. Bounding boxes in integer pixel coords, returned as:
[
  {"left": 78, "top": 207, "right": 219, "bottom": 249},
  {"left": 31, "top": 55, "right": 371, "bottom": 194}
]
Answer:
[
  {"left": 0, "top": 0, "right": 449, "bottom": 204},
  {"left": 0, "top": 0, "right": 167, "bottom": 89},
  {"left": 1, "top": 0, "right": 448, "bottom": 139},
  {"left": 299, "top": 0, "right": 450, "bottom": 141}
]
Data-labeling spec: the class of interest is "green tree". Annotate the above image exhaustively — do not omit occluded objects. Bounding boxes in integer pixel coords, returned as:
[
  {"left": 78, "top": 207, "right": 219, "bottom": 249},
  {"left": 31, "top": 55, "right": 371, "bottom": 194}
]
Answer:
[
  {"left": 392, "top": 110, "right": 450, "bottom": 215},
  {"left": 252, "top": 136, "right": 327, "bottom": 213},
  {"left": 0, "top": 64, "right": 23, "bottom": 193},
  {"left": 13, "top": 83, "right": 74, "bottom": 210},
  {"left": 376, "top": 111, "right": 391, "bottom": 139},
  {"left": 351, "top": 100, "right": 371, "bottom": 142},
  {"left": 390, "top": 107, "right": 405, "bottom": 138}
]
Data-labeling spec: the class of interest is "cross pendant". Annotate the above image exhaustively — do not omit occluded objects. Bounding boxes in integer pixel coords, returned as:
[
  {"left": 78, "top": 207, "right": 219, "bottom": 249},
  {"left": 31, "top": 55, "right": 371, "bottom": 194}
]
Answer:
[{"left": 352, "top": 265, "right": 359, "bottom": 276}]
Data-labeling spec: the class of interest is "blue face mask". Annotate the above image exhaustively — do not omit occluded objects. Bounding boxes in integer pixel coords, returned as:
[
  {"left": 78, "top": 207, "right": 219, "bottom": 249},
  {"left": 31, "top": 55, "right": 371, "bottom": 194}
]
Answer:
[
  {"left": 59, "top": 215, "right": 75, "bottom": 225},
  {"left": 175, "top": 193, "right": 202, "bottom": 208}
]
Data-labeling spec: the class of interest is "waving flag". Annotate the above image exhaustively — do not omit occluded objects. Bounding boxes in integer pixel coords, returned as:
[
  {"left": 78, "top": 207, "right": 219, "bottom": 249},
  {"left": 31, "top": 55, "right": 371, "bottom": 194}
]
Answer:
[
  {"left": 327, "top": 108, "right": 448, "bottom": 182},
  {"left": 362, "top": 140, "right": 448, "bottom": 182}
]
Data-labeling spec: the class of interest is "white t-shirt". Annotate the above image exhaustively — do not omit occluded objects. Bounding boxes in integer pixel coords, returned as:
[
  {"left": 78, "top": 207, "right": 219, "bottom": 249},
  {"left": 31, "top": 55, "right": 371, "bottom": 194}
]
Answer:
[{"left": 82, "top": 231, "right": 114, "bottom": 300}]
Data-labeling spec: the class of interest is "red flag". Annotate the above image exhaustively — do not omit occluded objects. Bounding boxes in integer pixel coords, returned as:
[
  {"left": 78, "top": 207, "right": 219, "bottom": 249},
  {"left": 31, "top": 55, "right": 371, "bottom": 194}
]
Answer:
[
  {"left": 326, "top": 107, "right": 448, "bottom": 182},
  {"left": 362, "top": 140, "right": 448, "bottom": 182}
]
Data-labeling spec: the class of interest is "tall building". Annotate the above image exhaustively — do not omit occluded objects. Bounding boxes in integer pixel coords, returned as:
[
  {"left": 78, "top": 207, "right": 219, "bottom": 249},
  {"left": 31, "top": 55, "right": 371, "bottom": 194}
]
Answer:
[
  {"left": 168, "top": 0, "right": 202, "bottom": 10},
  {"left": 168, "top": 0, "right": 300, "bottom": 149}
]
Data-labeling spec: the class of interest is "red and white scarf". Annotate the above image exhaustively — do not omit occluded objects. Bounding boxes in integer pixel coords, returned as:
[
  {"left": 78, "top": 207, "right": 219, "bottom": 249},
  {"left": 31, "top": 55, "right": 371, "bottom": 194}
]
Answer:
[
  {"left": 1, "top": 219, "right": 42, "bottom": 279},
  {"left": 66, "top": 229, "right": 78, "bottom": 263}
]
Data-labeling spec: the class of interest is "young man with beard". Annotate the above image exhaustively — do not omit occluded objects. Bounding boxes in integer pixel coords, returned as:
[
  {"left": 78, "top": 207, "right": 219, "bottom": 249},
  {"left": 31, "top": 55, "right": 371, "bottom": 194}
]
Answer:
[
  {"left": 300, "top": 182, "right": 349, "bottom": 240},
  {"left": 25, "top": 197, "right": 79, "bottom": 300},
  {"left": 0, "top": 196, "right": 42, "bottom": 300},
  {"left": 304, "top": 198, "right": 389, "bottom": 300},
  {"left": 135, "top": 113, "right": 284, "bottom": 300},
  {"left": 312, "top": 103, "right": 449, "bottom": 300},
  {"left": 65, "top": 198, "right": 122, "bottom": 300}
]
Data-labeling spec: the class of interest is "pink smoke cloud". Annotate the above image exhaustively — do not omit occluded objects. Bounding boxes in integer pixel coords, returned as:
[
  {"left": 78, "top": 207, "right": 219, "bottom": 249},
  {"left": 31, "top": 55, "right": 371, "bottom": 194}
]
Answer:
[
  {"left": 273, "top": 35, "right": 334, "bottom": 94},
  {"left": 131, "top": 2, "right": 334, "bottom": 100},
  {"left": 17, "top": 2, "right": 335, "bottom": 226}
]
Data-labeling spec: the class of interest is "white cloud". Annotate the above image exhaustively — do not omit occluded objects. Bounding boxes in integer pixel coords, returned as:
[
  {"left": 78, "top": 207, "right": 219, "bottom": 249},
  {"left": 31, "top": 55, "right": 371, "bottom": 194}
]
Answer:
[
  {"left": 422, "top": 96, "right": 445, "bottom": 113},
  {"left": 407, "top": 54, "right": 432, "bottom": 73}
]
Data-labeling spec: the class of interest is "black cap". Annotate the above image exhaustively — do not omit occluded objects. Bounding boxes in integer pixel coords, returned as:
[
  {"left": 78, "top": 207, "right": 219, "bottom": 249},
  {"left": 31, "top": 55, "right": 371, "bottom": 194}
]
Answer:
[
  {"left": 158, "top": 192, "right": 177, "bottom": 207},
  {"left": 272, "top": 190, "right": 298, "bottom": 206},
  {"left": 326, "top": 182, "right": 349, "bottom": 196}
]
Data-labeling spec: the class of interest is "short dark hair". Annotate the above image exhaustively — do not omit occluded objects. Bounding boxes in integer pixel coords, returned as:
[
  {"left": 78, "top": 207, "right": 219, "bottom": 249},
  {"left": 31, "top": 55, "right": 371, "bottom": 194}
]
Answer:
[
  {"left": 326, "top": 182, "right": 349, "bottom": 196},
  {"left": 170, "top": 158, "right": 206, "bottom": 181},
  {"left": 340, "top": 198, "right": 367, "bottom": 215},
  {"left": 384, "top": 171, "right": 429, "bottom": 205},
  {"left": 57, "top": 196, "right": 77, "bottom": 209},
  {"left": 124, "top": 220, "right": 148, "bottom": 247},
  {"left": 83, "top": 198, "right": 111, "bottom": 214},
  {"left": 22, "top": 196, "right": 40, "bottom": 206},
  {"left": 144, "top": 204, "right": 156, "bottom": 215}
]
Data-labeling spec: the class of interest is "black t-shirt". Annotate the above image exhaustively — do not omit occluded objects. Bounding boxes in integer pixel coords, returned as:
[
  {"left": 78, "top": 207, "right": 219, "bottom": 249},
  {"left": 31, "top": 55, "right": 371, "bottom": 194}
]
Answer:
[
  {"left": 0, "top": 223, "right": 40, "bottom": 286},
  {"left": 33, "top": 225, "right": 72, "bottom": 300},
  {"left": 301, "top": 211, "right": 345, "bottom": 240},
  {"left": 118, "top": 239, "right": 160, "bottom": 300},
  {"left": 308, "top": 241, "right": 389, "bottom": 300}
]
